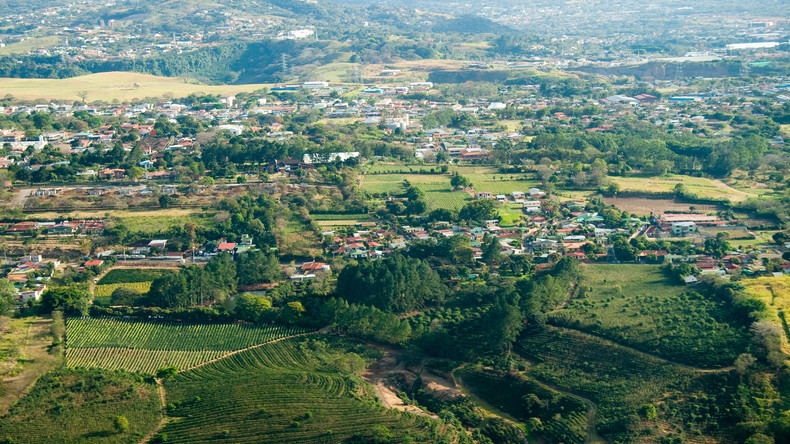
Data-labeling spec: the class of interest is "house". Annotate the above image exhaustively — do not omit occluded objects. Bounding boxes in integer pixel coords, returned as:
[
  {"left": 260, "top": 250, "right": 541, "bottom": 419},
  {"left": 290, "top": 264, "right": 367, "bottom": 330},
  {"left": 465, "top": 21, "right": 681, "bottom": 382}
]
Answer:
[
  {"left": 301, "top": 261, "right": 330, "bottom": 273},
  {"left": 148, "top": 239, "right": 167, "bottom": 249},
  {"left": 495, "top": 194, "right": 507, "bottom": 202},
  {"left": 16, "top": 284, "right": 46, "bottom": 303},
  {"left": 84, "top": 260, "right": 103, "bottom": 267},
  {"left": 99, "top": 168, "right": 126, "bottom": 180},
  {"left": 217, "top": 243, "right": 237, "bottom": 254},
  {"left": 477, "top": 191, "right": 493, "bottom": 199},
  {"left": 684, "top": 275, "right": 699, "bottom": 285},
  {"left": 671, "top": 222, "right": 697, "bottom": 237}
]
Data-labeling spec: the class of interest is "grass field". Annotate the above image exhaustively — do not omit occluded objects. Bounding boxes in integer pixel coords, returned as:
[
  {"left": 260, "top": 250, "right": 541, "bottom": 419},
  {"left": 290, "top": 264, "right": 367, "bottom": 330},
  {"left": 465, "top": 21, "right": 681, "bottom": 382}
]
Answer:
[
  {"left": 160, "top": 337, "right": 452, "bottom": 443},
  {"left": 551, "top": 265, "right": 751, "bottom": 368},
  {"left": 66, "top": 318, "right": 309, "bottom": 374},
  {"left": 0, "top": 36, "right": 62, "bottom": 56},
  {"left": 0, "top": 368, "right": 161, "bottom": 444},
  {"left": 742, "top": 275, "right": 790, "bottom": 355},
  {"left": 94, "top": 282, "right": 153, "bottom": 297},
  {"left": 611, "top": 175, "right": 758, "bottom": 201},
  {"left": 25, "top": 208, "right": 214, "bottom": 234},
  {"left": 97, "top": 269, "right": 177, "bottom": 285},
  {"left": 0, "top": 317, "right": 59, "bottom": 416},
  {"left": 0, "top": 72, "right": 273, "bottom": 102}
]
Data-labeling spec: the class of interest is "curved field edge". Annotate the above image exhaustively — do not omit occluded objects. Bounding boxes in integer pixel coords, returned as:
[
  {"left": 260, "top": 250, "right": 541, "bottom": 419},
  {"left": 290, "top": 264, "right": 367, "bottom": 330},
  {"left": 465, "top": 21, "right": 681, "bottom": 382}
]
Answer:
[{"left": 158, "top": 337, "right": 454, "bottom": 443}]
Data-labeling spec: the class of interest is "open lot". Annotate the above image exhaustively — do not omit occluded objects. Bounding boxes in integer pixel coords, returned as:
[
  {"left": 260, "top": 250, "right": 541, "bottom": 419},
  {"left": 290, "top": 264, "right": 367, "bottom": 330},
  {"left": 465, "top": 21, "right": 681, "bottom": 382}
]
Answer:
[
  {"left": 611, "top": 175, "right": 758, "bottom": 201},
  {"left": 0, "top": 72, "right": 272, "bottom": 102},
  {"left": 553, "top": 264, "right": 750, "bottom": 368},
  {"left": 603, "top": 197, "right": 722, "bottom": 215}
]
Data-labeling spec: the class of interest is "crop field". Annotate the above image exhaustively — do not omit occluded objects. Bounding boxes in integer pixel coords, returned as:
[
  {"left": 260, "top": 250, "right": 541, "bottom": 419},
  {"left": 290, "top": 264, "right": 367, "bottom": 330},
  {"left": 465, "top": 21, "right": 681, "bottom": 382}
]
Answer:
[
  {"left": 160, "top": 338, "right": 448, "bottom": 443},
  {"left": 360, "top": 181, "right": 405, "bottom": 195},
  {"left": 603, "top": 197, "right": 721, "bottom": 215},
  {"left": 415, "top": 183, "right": 473, "bottom": 210},
  {"left": 742, "top": 275, "right": 790, "bottom": 354},
  {"left": 611, "top": 175, "right": 757, "bottom": 201},
  {"left": 66, "top": 318, "right": 309, "bottom": 373},
  {"left": 550, "top": 265, "right": 750, "bottom": 368},
  {"left": 310, "top": 213, "right": 371, "bottom": 221},
  {"left": 518, "top": 326, "right": 697, "bottom": 444},
  {"left": 0, "top": 368, "right": 161, "bottom": 444},
  {"left": 94, "top": 282, "right": 153, "bottom": 297},
  {"left": 456, "top": 367, "right": 588, "bottom": 444},
  {"left": 97, "top": 268, "right": 176, "bottom": 285},
  {"left": 0, "top": 72, "right": 273, "bottom": 102}
]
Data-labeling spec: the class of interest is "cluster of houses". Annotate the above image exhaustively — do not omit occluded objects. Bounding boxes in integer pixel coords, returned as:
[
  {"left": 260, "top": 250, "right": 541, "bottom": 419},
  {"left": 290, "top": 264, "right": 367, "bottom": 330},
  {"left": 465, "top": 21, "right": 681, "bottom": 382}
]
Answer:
[{"left": 2, "top": 219, "right": 105, "bottom": 236}]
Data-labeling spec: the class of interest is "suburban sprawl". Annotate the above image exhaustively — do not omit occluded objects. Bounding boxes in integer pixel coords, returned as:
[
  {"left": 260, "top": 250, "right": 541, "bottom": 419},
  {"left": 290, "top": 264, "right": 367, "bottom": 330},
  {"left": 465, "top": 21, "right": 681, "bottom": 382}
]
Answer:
[{"left": 0, "top": 1, "right": 789, "bottom": 444}]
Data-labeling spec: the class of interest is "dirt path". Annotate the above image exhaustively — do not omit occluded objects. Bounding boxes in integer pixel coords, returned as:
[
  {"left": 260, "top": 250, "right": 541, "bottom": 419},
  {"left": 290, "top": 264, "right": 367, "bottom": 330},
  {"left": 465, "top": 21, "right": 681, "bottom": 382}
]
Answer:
[
  {"left": 454, "top": 369, "right": 529, "bottom": 444},
  {"left": 137, "top": 379, "right": 167, "bottom": 444},
  {"left": 361, "top": 345, "right": 438, "bottom": 418},
  {"left": 711, "top": 179, "right": 758, "bottom": 202},
  {"left": 545, "top": 325, "right": 735, "bottom": 373}
]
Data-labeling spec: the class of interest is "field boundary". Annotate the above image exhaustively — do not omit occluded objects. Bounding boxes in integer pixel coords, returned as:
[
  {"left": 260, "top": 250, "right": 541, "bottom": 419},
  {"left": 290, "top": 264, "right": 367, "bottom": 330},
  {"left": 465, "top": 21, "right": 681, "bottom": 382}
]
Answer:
[{"left": 178, "top": 329, "right": 322, "bottom": 373}]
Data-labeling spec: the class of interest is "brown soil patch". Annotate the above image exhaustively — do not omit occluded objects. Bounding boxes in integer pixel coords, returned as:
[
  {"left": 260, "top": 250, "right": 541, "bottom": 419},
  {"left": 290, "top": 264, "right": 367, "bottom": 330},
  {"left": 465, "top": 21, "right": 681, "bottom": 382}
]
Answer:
[
  {"left": 361, "top": 346, "right": 437, "bottom": 418},
  {"left": 603, "top": 197, "right": 722, "bottom": 216},
  {"left": 420, "top": 369, "right": 462, "bottom": 401}
]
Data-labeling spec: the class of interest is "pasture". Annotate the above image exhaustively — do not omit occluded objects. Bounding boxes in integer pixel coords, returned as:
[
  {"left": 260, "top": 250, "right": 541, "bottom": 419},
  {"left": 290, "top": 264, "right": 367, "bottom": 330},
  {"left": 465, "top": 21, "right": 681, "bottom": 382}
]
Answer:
[
  {"left": 611, "top": 175, "right": 757, "bottom": 201},
  {"left": 551, "top": 265, "right": 750, "bottom": 368},
  {"left": 160, "top": 337, "right": 451, "bottom": 443},
  {"left": 603, "top": 197, "right": 721, "bottom": 216},
  {"left": 742, "top": 275, "right": 790, "bottom": 354},
  {"left": 24, "top": 208, "right": 213, "bottom": 234},
  {"left": 0, "top": 72, "right": 272, "bottom": 102},
  {"left": 0, "top": 36, "right": 62, "bottom": 56},
  {"left": 66, "top": 318, "right": 308, "bottom": 374}
]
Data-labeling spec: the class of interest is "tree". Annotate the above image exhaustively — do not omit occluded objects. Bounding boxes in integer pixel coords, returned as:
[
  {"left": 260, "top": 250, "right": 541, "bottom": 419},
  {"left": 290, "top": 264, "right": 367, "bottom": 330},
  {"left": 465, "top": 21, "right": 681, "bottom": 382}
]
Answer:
[
  {"left": 481, "top": 234, "right": 501, "bottom": 265},
  {"left": 606, "top": 182, "right": 621, "bottom": 196},
  {"left": 335, "top": 255, "right": 445, "bottom": 313},
  {"left": 638, "top": 404, "right": 657, "bottom": 420},
  {"left": 458, "top": 200, "right": 497, "bottom": 224},
  {"left": 40, "top": 286, "right": 90, "bottom": 316},
  {"left": 113, "top": 416, "right": 129, "bottom": 434},
  {"left": 0, "top": 279, "right": 15, "bottom": 314},
  {"left": 77, "top": 91, "right": 88, "bottom": 104},
  {"left": 156, "top": 366, "right": 178, "bottom": 380},
  {"left": 159, "top": 194, "right": 176, "bottom": 208},
  {"left": 281, "top": 301, "right": 305, "bottom": 324},
  {"left": 450, "top": 174, "right": 471, "bottom": 189},
  {"left": 110, "top": 287, "right": 141, "bottom": 306},
  {"left": 127, "top": 166, "right": 144, "bottom": 181},
  {"left": 235, "top": 294, "right": 272, "bottom": 322}
]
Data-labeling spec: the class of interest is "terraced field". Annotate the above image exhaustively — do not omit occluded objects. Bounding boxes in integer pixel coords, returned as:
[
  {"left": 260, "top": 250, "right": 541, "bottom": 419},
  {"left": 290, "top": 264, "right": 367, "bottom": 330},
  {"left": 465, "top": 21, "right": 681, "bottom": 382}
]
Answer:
[
  {"left": 66, "top": 318, "right": 309, "bottom": 374},
  {"left": 160, "top": 338, "right": 449, "bottom": 443}
]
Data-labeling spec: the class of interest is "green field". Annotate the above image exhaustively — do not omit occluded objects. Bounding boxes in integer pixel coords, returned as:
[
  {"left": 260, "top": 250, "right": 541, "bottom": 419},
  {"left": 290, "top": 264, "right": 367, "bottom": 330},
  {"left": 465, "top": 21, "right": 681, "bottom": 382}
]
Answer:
[
  {"left": 97, "top": 269, "right": 177, "bottom": 285},
  {"left": 0, "top": 368, "right": 161, "bottom": 444},
  {"left": 0, "top": 36, "right": 62, "bottom": 56},
  {"left": 742, "top": 275, "right": 790, "bottom": 355},
  {"left": 551, "top": 265, "right": 750, "bottom": 368},
  {"left": 0, "top": 72, "right": 272, "bottom": 102},
  {"left": 160, "top": 337, "right": 453, "bottom": 443},
  {"left": 360, "top": 181, "right": 406, "bottom": 195},
  {"left": 94, "top": 282, "right": 153, "bottom": 297},
  {"left": 66, "top": 318, "right": 309, "bottom": 374}
]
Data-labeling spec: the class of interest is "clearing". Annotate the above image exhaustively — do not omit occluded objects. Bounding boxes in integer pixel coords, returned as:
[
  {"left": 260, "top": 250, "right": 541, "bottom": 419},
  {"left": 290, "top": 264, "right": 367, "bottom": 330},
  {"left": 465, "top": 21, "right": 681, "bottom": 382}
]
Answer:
[
  {"left": 741, "top": 275, "right": 790, "bottom": 356},
  {"left": 603, "top": 197, "right": 722, "bottom": 215},
  {"left": 0, "top": 316, "right": 59, "bottom": 416},
  {"left": 551, "top": 264, "right": 750, "bottom": 368},
  {"left": 0, "top": 72, "right": 272, "bottom": 102},
  {"left": 611, "top": 175, "right": 758, "bottom": 201}
]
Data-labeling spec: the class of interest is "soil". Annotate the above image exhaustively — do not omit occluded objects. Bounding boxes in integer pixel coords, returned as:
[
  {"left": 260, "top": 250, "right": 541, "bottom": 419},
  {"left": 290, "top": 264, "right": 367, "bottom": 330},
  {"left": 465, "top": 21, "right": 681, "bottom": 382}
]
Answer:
[
  {"left": 603, "top": 197, "right": 722, "bottom": 216},
  {"left": 361, "top": 345, "right": 439, "bottom": 418}
]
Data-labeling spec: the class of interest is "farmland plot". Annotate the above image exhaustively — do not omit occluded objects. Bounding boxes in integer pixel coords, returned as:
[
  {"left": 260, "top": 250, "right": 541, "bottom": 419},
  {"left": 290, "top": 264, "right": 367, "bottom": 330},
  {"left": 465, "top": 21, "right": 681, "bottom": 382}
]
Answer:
[
  {"left": 66, "top": 318, "right": 309, "bottom": 374},
  {"left": 160, "top": 338, "right": 451, "bottom": 443}
]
